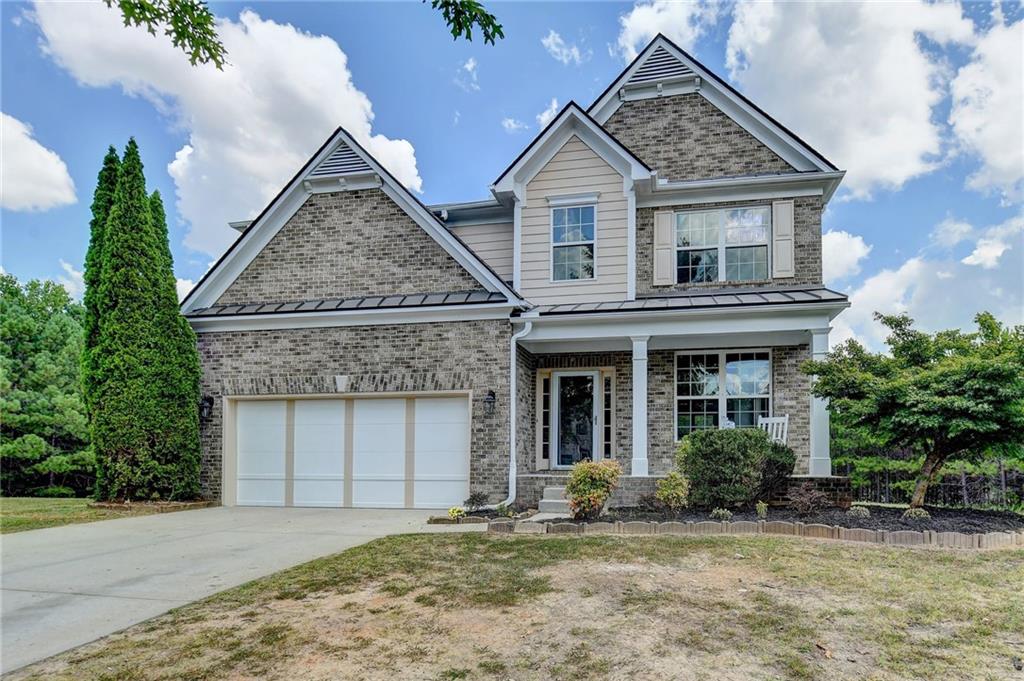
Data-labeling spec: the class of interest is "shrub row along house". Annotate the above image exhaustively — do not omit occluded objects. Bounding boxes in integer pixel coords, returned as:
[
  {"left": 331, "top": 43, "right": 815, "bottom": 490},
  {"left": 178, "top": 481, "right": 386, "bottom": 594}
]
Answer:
[{"left": 181, "top": 35, "right": 849, "bottom": 509}]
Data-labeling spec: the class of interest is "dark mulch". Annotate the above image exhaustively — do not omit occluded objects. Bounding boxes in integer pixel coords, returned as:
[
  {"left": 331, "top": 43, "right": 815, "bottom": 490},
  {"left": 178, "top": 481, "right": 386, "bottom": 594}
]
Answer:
[{"left": 544, "top": 505, "right": 1024, "bottom": 534}]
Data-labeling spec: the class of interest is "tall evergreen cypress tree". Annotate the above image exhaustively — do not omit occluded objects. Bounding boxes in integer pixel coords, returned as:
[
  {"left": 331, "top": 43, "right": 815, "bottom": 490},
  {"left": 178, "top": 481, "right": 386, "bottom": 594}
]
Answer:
[
  {"left": 149, "top": 190, "right": 202, "bottom": 499},
  {"left": 91, "top": 140, "right": 201, "bottom": 500},
  {"left": 82, "top": 147, "right": 120, "bottom": 412}
]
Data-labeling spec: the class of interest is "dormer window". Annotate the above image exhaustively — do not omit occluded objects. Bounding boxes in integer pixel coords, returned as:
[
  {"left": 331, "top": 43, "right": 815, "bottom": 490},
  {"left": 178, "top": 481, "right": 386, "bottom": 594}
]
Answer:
[
  {"left": 676, "top": 206, "right": 770, "bottom": 284},
  {"left": 551, "top": 205, "right": 596, "bottom": 281}
]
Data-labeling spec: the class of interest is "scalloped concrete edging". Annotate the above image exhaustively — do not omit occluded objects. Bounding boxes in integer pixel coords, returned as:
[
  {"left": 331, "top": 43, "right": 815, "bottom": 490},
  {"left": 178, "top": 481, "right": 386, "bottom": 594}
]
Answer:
[{"left": 487, "top": 519, "right": 1024, "bottom": 550}]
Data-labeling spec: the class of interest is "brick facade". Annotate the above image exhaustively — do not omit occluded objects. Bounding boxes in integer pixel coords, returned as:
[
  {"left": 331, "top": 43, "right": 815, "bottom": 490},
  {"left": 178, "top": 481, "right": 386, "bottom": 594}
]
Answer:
[
  {"left": 217, "top": 188, "right": 482, "bottom": 306},
  {"left": 635, "top": 196, "right": 823, "bottom": 296},
  {"left": 196, "top": 320, "right": 511, "bottom": 501},
  {"left": 603, "top": 94, "right": 796, "bottom": 182},
  {"left": 514, "top": 343, "right": 814, "bottom": 500}
]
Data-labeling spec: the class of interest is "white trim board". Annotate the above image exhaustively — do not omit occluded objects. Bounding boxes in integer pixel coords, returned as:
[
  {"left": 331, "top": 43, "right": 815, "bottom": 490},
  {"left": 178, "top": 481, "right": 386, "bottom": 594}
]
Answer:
[{"left": 182, "top": 127, "right": 523, "bottom": 314}]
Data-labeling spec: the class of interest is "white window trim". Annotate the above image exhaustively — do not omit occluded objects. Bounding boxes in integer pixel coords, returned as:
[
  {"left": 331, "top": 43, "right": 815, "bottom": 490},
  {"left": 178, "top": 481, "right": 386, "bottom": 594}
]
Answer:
[
  {"left": 673, "top": 348, "right": 773, "bottom": 442},
  {"left": 550, "top": 203, "right": 598, "bottom": 283},
  {"left": 674, "top": 205, "right": 772, "bottom": 285}
]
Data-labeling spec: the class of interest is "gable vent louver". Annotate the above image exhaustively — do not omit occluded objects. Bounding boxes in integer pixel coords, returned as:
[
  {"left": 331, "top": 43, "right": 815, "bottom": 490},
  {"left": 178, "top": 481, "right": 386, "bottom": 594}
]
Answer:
[
  {"left": 309, "top": 142, "right": 372, "bottom": 177},
  {"left": 626, "top": 45, "right": 693, "bottom": 85}
]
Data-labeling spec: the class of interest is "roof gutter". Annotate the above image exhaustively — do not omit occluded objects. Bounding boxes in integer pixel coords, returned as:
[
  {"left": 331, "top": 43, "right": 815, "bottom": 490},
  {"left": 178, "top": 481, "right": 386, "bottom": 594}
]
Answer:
[{"left": 490, "top": 320, "right": 533, "bottom": 509}]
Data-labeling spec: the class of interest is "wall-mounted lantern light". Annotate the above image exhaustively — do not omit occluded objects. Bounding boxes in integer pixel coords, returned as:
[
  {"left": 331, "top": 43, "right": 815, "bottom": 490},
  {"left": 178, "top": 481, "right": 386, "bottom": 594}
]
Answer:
[
  {"left": 199, "top": 395, "right": 214, "bottom": 420},
  {"left": 483, "top": 390, "right": 496, "bottom": 415}
]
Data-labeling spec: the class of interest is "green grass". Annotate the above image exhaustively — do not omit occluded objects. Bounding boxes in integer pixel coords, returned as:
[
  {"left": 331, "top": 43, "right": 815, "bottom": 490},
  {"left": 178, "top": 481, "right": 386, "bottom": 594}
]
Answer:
[
  {"left": 11, "top": 533, "right": 1024, "bottom": 681},
  {"left": 0, "top": 497, "right": 162, "bottom": 533}
]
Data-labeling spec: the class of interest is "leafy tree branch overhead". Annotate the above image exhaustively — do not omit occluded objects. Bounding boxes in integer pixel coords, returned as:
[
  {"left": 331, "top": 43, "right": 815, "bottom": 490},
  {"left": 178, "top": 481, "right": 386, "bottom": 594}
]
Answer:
[
  {"left": 804, "top": 312, "right": 1024, "bottom": 508},
  {"left": 105, "top": 0, "right": 503, "bottom": 69}
]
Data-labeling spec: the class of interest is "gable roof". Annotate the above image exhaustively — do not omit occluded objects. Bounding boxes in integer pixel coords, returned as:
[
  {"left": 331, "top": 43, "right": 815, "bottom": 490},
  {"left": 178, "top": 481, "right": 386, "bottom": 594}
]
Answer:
[
  {"left": 181, "top": 127, "right": 524, "bottom": 314},
  {"left": 491, "top": 101, "right": 652, "bottom": 201},
  {"left": 589, "top": 34, "right": 838, "bottom": 174}
]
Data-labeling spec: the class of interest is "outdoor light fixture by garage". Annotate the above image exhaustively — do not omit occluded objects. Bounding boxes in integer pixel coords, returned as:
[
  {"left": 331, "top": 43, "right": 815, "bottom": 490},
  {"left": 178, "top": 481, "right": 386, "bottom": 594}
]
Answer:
[
  {"left": 199, "top": 395, "right": 214, "bottom": 420},
  {"left": 483, "top": 390, "right": 496, "bottom": 415}
]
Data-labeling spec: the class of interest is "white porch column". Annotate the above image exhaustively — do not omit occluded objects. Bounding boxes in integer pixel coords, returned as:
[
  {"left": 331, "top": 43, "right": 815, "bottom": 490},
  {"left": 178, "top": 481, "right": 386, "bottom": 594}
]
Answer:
[
  {"left": 630, "top": 335, "right": 650, "bottom": 476},
  {"left": 809, "top": 328, "right": 832, "bottom": 476}
]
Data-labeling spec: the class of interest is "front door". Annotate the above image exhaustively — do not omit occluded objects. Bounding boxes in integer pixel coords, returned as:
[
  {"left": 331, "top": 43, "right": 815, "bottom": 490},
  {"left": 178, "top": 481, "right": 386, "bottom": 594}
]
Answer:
[{"left": 552, "top": 371, "right": 600, "bottom": 469}]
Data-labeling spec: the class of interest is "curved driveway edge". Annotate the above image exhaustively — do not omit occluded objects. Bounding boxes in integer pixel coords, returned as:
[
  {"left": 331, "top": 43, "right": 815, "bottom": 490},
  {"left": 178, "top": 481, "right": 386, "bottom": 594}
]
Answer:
[{"left": 1, "top": 506, "right": 481, "bottom": 673}]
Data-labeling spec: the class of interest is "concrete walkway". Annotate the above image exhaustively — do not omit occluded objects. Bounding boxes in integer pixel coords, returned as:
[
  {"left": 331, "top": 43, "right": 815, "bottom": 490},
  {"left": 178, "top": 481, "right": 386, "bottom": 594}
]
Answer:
[{"left": 0, "top": 506, "right": 481, "bottom": 673}]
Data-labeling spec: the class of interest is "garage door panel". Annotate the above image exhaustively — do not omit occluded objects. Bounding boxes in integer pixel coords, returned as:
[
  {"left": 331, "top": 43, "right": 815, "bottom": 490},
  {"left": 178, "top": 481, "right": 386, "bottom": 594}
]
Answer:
[
  {"left": 234, "top": 395, "right": 470, "bottom": 509},
  {"left": 414, "top": 398, "right": 469, "bottom": 505},
  {"left": 352, "top": 479, "right": 405, "bottom": 508},
  {"left": 236, "top": 401, "right": 286, "bottom": 506}
]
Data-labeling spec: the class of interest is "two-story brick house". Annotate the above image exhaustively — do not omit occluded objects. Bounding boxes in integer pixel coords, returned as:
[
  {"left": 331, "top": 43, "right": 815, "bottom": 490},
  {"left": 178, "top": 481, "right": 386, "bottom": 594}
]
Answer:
[{"left": 182, "top": 35, "right": 849, "bottom": 509}]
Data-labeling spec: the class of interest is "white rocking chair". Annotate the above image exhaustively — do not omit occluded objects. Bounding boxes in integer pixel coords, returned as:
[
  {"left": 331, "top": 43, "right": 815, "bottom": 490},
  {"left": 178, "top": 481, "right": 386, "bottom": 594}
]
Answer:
[{"left": 758, "top": 415, "right": 789, "bottom": 445}]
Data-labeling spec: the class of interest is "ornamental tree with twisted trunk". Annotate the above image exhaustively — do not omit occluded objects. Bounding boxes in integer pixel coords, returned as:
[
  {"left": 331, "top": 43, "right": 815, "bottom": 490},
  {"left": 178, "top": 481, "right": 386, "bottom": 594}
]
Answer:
[{"left": 803, "top": 312, "right": 1024, "bottom": 508}]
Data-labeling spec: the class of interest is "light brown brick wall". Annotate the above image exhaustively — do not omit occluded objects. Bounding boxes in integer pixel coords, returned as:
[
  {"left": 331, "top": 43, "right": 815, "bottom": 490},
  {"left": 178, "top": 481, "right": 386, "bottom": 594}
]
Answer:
[
  {"left": 603, "top": 93, "right": 796, "bottom": 182},
  {"left": 635, "top": 196, "right": 823, "bottom": 295},
  {"left": 196, "top": 320, "right": 511, "bottom": 501},
  {"left": 217, "top": 188, "right": 481, "bottom": 306}
]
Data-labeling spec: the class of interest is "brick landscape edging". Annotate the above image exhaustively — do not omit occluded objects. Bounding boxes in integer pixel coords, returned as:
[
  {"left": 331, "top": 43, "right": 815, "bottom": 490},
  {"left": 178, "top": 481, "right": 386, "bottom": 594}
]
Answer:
[{"left": 486, "top": 519, "right": 1024, "bottom": 550}]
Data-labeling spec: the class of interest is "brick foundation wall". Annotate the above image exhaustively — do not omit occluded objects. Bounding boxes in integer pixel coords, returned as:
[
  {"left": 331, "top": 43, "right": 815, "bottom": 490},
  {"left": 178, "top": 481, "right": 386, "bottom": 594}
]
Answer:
[
  {"left": 602, "top": 94, "right": 796, "bottom": 182},
  {"left": 634, "top": 196, "right": 823, "bottom": 296},
  {"left": 771, "top": 476, "right": 853, "bottom": 509},
  {"left": 217, "top": 188, "right": 482, "bottom": 306},
  {"left": 196, "top": 319, "right": 511, "bottom": 501},
  {"left": 516, "top": 473, "right": 658, "bottom": 509}
]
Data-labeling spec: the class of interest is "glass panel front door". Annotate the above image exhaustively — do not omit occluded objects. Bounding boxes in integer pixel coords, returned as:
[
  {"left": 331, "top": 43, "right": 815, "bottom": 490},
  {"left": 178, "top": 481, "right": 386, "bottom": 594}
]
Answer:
[{"left": 555, "top": 374, "right": 595, "bottom": 468}]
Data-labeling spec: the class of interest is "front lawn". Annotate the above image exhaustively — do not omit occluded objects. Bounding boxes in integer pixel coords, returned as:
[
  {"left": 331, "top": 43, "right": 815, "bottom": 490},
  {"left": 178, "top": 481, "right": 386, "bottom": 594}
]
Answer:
[
  {"left": 0, "top": 497, "right": 161, "bottom": 533},
  {"left": 11, "top": 534, "right": 1023, "bottom": 680}
]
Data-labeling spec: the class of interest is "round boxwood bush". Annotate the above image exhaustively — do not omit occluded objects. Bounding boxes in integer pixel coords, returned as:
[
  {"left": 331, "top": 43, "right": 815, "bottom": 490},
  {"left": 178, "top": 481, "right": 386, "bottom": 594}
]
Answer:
[{"left": 676, "top": 429, "right": 795, "bottom": 508}]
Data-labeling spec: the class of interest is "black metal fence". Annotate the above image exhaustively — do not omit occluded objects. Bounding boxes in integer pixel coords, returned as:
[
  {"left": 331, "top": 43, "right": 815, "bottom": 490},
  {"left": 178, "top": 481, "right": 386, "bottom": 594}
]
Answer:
[{"left": 835, "top": 455, "right": 1024, "bottom": 509}]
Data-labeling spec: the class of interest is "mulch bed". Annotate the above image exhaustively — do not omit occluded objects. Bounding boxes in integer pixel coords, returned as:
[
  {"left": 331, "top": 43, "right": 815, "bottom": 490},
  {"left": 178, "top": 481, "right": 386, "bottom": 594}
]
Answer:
[
  {"left": 543, "top": 505, "right": 1024, "bottom": 534},
  {"left": 89, "top": 500, "right": 214, "bottom": 512}
]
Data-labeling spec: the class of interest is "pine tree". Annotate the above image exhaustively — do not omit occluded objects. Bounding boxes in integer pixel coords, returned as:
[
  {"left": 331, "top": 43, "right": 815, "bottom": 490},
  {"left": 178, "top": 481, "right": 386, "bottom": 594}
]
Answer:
[
  {"left": 91, "top": 139, "right": 201, "bottom": 500},
  {"left": 81, "top": 147, "right": 120, "bottom": 414}
]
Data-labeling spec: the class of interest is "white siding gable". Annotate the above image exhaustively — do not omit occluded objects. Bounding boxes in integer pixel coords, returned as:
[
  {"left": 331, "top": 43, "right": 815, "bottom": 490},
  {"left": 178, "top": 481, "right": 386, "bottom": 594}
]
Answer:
[{"left": 520, "top": 136, "right": 628, "bottom": 304}]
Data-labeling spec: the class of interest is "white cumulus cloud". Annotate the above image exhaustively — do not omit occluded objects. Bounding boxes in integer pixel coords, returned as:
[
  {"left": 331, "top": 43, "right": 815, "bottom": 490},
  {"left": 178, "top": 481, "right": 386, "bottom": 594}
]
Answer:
[
  {"left": 949, "top": 12, "right": 1024, "bottom": 203},
  {"left": 960, "top": 215, "right": 1022, "bottom": 269},
  {"left": 30, "top": 3, "right": 423, "bottom": 258},
  {"left": 614, "top": 0, "right": 719, "bottom": 61},
  {"left": 536, "top": 98, "right": 559, "bottom": 128},
  {"left": 0, "top": 112, "right": 76, "bottom": 212},
  {"left": 832, "top": 215, "right": 1023, "bottom": 350},
  {"left": 501, "top": 117, "right": 528, "bottom": 134},
  {"left": 822, "top": 230, "right": 872, "bottom": 283},
  {"left": 56, "top": 259, "right": 84, "bottom": 299},
  {"left": 176, "top": 278, "right": 195, "bottom": 301},
  {"left": 455, "top": 57, "right": 480, "bottom": 92},
  {"left": 542, "top": 30, "right": 589, "bottom": 65},
  {"left": 931, "top": 215, "right": 975, "bottom": 248},
  {"left": 726, "top": 1, "right": 975, "bottom": 199}
]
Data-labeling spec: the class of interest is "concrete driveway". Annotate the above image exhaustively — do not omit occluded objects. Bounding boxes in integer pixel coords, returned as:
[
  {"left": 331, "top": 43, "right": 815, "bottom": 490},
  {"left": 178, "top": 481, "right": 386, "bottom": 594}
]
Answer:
[{"left": 1, "top": 506, "right": 477, "bottom": 673}]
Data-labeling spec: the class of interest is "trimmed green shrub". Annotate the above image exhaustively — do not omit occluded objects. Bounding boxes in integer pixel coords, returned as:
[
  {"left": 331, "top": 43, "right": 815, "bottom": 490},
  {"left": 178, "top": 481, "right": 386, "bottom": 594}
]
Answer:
[
  {"left": 677, "top": 429, "right": 794, "bottom": 508},
  {"left": 565, "top": 460, "right": 621, "bottom": 520},
  {"left": 847, "top": 505, "right": 871, "bottom": 519},
  {"left": 755, "top": 500, "right": 769, "bottom": 519},
  {"left": 710, "top": 507, "right": 733, "bottom": 521},
  {"left": 463, "top": 491, "right": 488, "bottom": 512},
  {"left": 655, "top": 472, "right": 690, "bottom": 511},
  {"left": 902, "top": 507, "right": 931, "bottom": 521}
]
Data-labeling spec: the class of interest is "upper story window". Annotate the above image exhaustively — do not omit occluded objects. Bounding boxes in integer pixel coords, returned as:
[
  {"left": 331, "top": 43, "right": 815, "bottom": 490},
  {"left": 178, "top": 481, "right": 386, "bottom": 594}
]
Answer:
[
  {"left": 552, "top": 205, "right": 596, "bottom": 281},
  {"left": 676, "top": 206, "right": 769, "bottom": 284}
]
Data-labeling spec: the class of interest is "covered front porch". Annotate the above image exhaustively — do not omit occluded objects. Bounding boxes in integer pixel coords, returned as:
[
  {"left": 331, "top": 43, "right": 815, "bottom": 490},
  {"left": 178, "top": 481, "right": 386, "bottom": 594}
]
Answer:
[{"left": 510, "top": 289, "right": 848, "bottom": 506}]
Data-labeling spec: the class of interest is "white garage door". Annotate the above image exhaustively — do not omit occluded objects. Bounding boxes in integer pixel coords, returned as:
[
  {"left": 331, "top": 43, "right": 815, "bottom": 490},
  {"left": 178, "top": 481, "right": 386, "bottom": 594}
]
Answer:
[{"left": 234, "top": 396, "right": 469, "bottom": 509}]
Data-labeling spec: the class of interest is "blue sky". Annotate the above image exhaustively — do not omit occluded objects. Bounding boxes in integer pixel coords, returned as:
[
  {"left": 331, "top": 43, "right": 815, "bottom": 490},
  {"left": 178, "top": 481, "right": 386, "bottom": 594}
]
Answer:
[{"left": 2, "top": 1, "right": 1021, "bottom": 348}]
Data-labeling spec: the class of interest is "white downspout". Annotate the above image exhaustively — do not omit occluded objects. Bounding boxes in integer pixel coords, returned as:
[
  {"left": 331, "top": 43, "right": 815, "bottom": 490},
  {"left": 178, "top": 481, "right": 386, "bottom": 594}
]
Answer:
[{"left": 493, "top": 321, "right": 532, "bottom": 508}]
